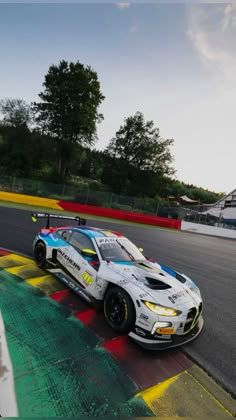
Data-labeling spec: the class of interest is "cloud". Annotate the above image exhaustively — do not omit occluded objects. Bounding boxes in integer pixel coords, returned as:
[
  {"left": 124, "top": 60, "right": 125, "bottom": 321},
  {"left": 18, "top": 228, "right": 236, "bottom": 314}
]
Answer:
[
  {"left": 116, "top": 2, "right": 130, "bottom": 10},
  {"left": 129, "top": 23, "right": 138, "bottom": 33},
  {"left": 221, "top": 3, "right": 236, "bottom": 32},
  {"left": 186, "top": 4, "right": 236, "bottom": 85}
]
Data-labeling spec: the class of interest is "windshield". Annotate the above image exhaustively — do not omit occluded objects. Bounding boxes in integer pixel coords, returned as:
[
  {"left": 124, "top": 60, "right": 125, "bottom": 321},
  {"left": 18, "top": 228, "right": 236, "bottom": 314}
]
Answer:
[{"left": 96, "top": 237, "right": 145, "bottom": 262}]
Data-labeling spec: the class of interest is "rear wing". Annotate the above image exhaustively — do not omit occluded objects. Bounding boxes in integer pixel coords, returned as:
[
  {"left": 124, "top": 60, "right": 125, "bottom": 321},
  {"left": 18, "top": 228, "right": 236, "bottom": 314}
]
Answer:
[{"left": 31, "top": 212, "right": 86, "bottom": 229}]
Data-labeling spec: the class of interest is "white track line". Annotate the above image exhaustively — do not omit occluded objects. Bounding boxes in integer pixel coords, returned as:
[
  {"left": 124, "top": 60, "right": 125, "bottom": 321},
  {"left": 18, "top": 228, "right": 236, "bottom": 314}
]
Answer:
[{"left": 0, "top": 311, "right": 18, "bottom": 417}]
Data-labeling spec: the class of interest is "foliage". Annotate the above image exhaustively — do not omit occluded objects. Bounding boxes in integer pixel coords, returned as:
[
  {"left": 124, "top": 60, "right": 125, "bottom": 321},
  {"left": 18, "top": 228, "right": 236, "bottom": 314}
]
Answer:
[
  {"left": 0, "top": 86, "right": 224, "bottom": 208},
  {"left": 165, "top": 180, "right": 223, "bottom": 204},
  {"left": 0, "top": 98, "right": 32, "bottom": 127},
  {"left": 0, "top": 125, "right": 43, "bottom": 177},
  {"left": 33, "top": 60, "right": 105, "bottom": 181},
  {"left": 102, "top": 112, "right": 175, "bottom": 196},
  {"left": 107, "top": 112, "right": 175, "bottom": 175}
]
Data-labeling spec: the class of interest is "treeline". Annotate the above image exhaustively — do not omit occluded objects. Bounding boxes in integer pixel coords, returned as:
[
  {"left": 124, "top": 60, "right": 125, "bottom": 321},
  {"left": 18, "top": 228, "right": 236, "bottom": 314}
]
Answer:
[{"left": 0, "top": 59, "right": 223, "bottom": 205}]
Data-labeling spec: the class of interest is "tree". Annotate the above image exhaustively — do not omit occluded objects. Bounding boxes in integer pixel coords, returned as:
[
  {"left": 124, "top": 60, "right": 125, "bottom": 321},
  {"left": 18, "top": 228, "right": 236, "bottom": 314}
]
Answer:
[
  {"left": 105, "top": 112, "right": 175, "bottom": 195},
  {"left": 107, "top": 112, "right": 175, "bottom": 176},
  {"left": 0, "top": 125, "right": 43, "bottom": 177},
  {"left": 33, "top": 60, "right": 105, "bottom": 181},
  {"left": 0, "top": 98, "right": 32, "bottom": 127},
  {"left": 0, "top": 99, "right": 39, "bottom": 177}
]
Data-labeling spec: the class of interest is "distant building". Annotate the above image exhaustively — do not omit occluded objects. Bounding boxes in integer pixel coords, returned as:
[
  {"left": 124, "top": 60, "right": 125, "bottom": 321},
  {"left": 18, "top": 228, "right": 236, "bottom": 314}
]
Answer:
[
  {"left": 179, "top": 195, "right": 199, "bottom": 205},
  {"left": 203, "top": 189, "right": 236, "bottom": 223}
]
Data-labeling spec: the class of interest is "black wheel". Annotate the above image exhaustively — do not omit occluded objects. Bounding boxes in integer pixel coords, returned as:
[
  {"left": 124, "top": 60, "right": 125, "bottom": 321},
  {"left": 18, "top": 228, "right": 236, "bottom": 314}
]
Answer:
[
  {"left": 104, "top": 287, "right": 136, "bottom": 333},
  {"left": 34, "top": 241, "right": 46, "bottom": 268}
]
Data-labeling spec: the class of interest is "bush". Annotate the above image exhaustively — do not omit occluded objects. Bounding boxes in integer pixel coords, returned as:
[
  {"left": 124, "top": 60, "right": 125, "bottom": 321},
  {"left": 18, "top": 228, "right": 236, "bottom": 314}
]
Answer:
[
  {"left": 89, "top": 180, "right": 104, "bottom": 191},
  {"left": 73, "top": 192, "right": 103, "bottom": 207},
  {"left": 111, "top": 203, "right": 121, "bottom": 210},
  {"left": 158, "top": 207, "right": 179, "bottom": 219},
  {"left": 21, "top": 183, "right": 39, "bottom": 196},
  {"left": 111, "top": 203, "right": 133, "bottom": 212}
]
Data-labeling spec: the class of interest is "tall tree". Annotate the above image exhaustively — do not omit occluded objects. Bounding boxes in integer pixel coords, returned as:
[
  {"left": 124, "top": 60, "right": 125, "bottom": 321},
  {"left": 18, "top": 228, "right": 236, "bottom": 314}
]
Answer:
[
  {"left": 107, "top": 112, "right": 175, "bottom": 176},
  {"left": 0, "top": 98, "right": 32, "bottom": 127},
  {"left": 33, "top": 60, "right": 105, "bottom": 181},
  {"left": 105, "top": 112, "right": 175, "bottom": 195}
]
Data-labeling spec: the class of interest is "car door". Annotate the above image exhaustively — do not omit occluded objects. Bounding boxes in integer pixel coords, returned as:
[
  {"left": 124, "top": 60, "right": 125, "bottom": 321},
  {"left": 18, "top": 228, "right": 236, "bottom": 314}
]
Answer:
[{"left": 57, "top": 230, "right": 104, "bottom": 298}]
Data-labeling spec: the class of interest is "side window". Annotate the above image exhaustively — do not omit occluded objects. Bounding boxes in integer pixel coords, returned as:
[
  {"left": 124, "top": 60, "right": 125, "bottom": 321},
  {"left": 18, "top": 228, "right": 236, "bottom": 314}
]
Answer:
[
  {"left": 56, "top": 229, "right": 72, "bottom": 242},
  {"left": 69, "top": 231, "right": 95, "bottom": 251}
]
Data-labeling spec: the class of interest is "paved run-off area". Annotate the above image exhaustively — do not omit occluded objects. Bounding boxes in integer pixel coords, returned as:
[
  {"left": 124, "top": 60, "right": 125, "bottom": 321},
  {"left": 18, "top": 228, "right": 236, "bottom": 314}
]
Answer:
[{"left": 0, "top": 250, "right": 235, "bottom": 417}]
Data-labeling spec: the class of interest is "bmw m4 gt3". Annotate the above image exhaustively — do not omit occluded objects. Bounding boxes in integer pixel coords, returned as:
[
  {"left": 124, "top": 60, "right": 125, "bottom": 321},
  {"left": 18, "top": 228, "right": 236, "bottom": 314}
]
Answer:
[{"left": 32, "top": 212, "right": 203, "bottom": 350}]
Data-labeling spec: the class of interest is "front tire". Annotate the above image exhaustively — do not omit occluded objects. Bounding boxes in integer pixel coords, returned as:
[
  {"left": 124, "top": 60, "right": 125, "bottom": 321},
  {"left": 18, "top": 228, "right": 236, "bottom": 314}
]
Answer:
[
  {"left": 104, "top": 287, "right": 136, "bottom": 333},
  {"left": 34, "top": 241, "right": 47, "bottom": 268}
]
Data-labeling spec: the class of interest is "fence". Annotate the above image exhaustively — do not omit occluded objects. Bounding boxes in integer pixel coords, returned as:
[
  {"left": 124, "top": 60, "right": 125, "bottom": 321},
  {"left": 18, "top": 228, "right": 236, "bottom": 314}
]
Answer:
[
  {"left": 1, "top": 175, "right": 235, "bottom": 228},
  {"left": 181, "top": 204, "right": 236, "bottom": 230},
  {"left": 0, "top": 175, "right": 181, "bottom": 219}
]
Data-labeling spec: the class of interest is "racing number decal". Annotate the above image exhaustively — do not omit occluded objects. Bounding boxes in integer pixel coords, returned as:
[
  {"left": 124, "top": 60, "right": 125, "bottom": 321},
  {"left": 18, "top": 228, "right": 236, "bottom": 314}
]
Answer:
[{"left": 82, "top": 272, "right": 94, "bottom": 286}]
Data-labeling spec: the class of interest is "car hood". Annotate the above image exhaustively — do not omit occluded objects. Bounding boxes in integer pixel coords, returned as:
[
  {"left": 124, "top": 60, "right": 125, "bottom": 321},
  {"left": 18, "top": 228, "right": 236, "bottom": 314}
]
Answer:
[{"left": 99, "top": 259, "right": 202, "bottom": 309}]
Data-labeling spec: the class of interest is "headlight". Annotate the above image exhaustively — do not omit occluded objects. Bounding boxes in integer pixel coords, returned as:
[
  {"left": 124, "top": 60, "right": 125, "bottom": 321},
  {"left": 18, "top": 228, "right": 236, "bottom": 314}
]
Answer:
[{"left": 143, "top": 301, "right": 182, "bottom": 316}]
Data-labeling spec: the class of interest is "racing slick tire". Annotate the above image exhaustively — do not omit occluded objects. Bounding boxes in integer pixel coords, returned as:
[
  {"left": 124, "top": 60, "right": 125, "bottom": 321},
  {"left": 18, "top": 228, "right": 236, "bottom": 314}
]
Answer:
[
  {"left": 104, "top": 286, "right": 136, "bottom": 333},
  {"left": 34, "top": 241, "right": 47, "bottom": 268}
]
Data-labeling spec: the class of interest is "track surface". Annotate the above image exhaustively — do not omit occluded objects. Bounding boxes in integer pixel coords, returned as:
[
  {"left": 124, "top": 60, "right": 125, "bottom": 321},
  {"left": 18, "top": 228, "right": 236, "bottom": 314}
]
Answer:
[{"left": 1, "top": 206, "right": 236, "bottom": 397}]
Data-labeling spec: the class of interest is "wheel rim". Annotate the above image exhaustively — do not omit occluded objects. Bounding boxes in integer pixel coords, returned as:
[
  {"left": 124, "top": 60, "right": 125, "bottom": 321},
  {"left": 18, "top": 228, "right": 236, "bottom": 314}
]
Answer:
[
  {"left": 106, "top": 293, "right": 127, "bottom": 328},
  {"left": 35, "top": 246, "right": 44, "bottom": 264}
]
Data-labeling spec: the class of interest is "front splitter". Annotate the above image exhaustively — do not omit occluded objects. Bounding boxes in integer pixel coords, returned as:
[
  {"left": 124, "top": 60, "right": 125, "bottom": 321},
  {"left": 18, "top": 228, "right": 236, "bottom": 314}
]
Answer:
[{"left": 130, "top": 316, "right": 204, "bottom": 350}]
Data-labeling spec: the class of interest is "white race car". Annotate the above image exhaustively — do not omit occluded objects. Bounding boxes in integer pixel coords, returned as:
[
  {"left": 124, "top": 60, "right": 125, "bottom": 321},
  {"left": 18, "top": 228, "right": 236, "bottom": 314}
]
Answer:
[{"left": 32, "top": 213, "right": 203, "bottom": 350}]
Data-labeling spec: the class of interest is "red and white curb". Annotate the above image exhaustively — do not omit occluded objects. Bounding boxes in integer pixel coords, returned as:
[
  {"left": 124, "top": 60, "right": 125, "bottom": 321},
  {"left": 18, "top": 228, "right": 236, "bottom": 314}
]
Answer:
[{"left": 0, "top": 311, "right": 18, "bottom": 417}]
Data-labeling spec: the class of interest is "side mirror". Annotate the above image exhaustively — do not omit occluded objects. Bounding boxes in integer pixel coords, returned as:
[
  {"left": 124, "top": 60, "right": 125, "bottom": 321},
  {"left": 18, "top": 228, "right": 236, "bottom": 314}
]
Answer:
[{"left": 81, "top": 248, "right": 98, "bottom": 258}]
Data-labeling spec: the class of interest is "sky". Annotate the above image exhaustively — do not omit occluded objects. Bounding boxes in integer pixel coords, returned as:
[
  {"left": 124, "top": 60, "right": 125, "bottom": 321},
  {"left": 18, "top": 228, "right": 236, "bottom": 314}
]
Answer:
[{"left": 0, "top": 2, "right": 235, "bottom": 194}]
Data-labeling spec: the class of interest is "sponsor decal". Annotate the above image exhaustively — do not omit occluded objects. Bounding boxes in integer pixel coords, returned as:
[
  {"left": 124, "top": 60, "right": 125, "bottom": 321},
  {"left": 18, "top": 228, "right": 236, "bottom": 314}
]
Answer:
[
  {"left": 58, "top": 249, "right": 81, "bottom": 271},
  {"left": 154, "top": 334, "right": 172, "bottom": 340},
  {"left": 97, "top": 238, "right": 117, "bottom": 244},
  {"left": 97, "top": 237, "right": 127, "bottom": 245},
  {"left": 139, "top": 293, "right": 148, "bottom": 299},
  {"left": 140, "top": 313, "right": 148, "bottom": 320},
  {"left": 54, "top": 272, "right": 91, "bottom": 302},
  {"left": 168, "top": 291, "right": 185, "bottom": 304},
  {"left": 157, "top": 327, "right": 175, "bottom": 335},
  {"left": 82, "top": 272, "right": 94, "bottom": 286},
  {"left": 56, "top": 273, "right": 80, "bottom": 292},
  {"left": 118, "top": 278, "right": 129, "bottom": 285},
  {"left": 135, "top": 328, "right": 147, "bottom": 337},
  {"left": 102, "top": 231, "right": 115, "bottom": 236}
]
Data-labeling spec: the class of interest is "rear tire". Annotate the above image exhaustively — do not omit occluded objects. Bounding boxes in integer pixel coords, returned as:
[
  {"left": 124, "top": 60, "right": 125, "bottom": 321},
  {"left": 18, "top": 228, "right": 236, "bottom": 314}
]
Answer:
[
  {"left": 104, "top": 286, "right": 136, "bottom": 333},
  {"left": 34, "top": 241, "right": 47, "bottom": 268}
]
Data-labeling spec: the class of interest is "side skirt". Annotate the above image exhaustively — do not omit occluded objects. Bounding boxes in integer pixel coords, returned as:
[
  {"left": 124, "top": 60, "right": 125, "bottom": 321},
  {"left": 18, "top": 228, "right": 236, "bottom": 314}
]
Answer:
[{"left": 47, "top": 268, "right": 102, "bottom": 309}]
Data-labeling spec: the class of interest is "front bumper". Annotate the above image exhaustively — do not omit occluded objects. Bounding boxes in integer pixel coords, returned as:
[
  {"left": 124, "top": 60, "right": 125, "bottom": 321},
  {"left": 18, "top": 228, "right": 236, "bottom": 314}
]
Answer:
[{"left": 129, "top": 315, "right": 204, "bottom": 350}]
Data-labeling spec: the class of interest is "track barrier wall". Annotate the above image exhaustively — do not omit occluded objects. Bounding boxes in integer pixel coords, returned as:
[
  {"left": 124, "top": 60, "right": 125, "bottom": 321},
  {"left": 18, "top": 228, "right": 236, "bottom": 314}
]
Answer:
[
  {"left": 181, "top": 220, "right": 236, "bottom": 239},
  {"left": 58, "top": 201, "right": 181, "bottom": 229},
  {"left": 0, "top": 191, "right": 181, "bottom": 230}
]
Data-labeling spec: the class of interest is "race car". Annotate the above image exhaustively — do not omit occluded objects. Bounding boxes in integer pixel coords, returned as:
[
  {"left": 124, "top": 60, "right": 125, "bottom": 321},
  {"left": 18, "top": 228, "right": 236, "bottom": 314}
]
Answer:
[{"left": 32, "top": 212, "right": 203, "bottom": 350}]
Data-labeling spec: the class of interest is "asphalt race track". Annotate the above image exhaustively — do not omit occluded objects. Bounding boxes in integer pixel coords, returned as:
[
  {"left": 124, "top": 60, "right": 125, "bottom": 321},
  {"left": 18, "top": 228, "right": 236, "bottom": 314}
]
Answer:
[{"left": 0, "top": 206, "right": 236, "bottom": 398}]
